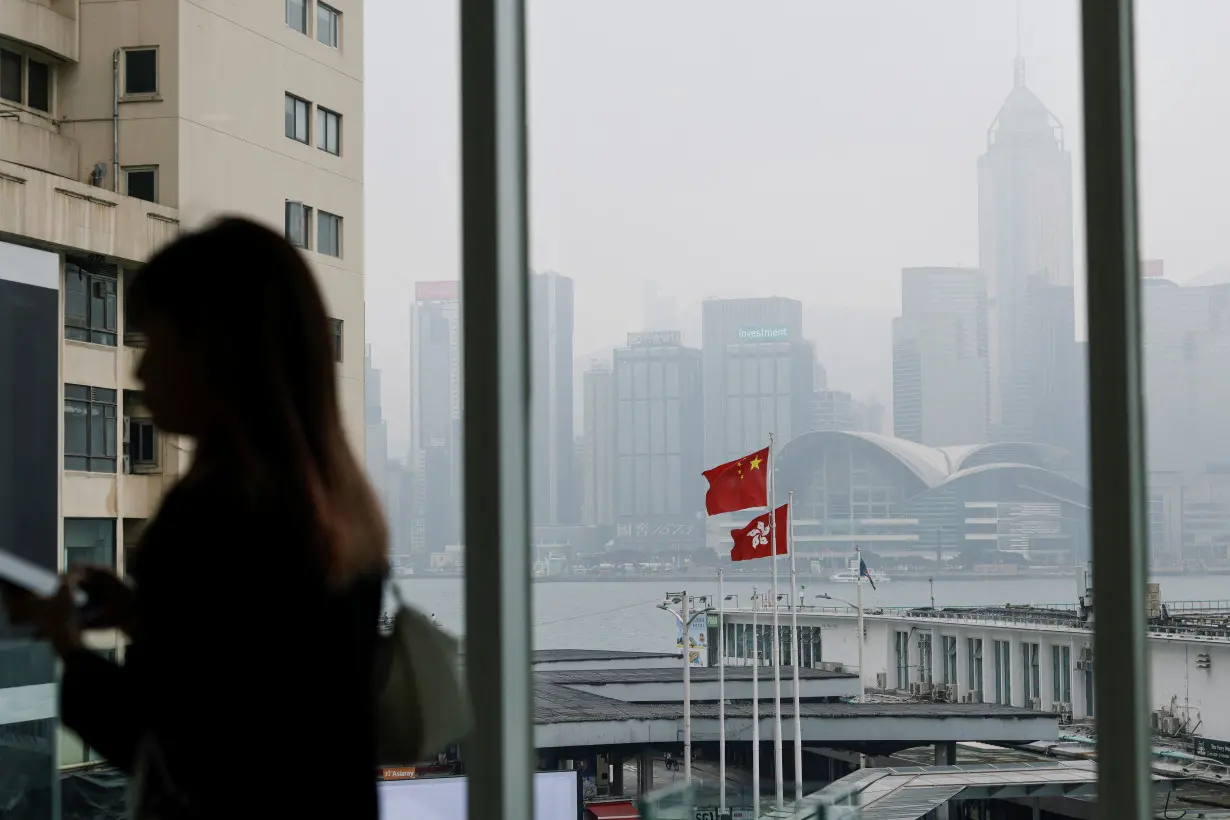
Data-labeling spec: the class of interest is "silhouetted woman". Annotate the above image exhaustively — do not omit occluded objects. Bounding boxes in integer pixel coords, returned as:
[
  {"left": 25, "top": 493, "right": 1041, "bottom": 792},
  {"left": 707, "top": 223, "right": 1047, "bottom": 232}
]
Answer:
[{"left": 21, "top": 218, "right": 387, "bottom": 817}]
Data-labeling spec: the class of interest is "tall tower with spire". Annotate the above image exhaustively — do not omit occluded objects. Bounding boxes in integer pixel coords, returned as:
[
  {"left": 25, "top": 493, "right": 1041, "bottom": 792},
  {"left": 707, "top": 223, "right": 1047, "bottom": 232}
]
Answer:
[{"left": 977, "top": 52, "right": 1079, "bottom": 451}]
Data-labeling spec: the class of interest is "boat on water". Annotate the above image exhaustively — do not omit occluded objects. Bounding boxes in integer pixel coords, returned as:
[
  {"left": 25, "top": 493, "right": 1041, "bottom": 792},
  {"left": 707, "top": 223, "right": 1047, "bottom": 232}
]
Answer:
[{"left": 828, "top": 570, "right": 892, "bottom": 584}]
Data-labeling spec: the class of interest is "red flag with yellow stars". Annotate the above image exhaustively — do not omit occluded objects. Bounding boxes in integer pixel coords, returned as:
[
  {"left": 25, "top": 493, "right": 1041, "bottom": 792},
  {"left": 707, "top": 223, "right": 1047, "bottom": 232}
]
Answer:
[{"left": 702, "top": 446, "right": 769, "bottom": 515}]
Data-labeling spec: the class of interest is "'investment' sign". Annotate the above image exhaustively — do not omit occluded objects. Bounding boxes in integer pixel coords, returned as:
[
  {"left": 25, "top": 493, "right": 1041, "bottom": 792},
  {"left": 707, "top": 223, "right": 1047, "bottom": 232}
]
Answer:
[{"left": 737, "top": 326, "right": 789, "bottom": 341}]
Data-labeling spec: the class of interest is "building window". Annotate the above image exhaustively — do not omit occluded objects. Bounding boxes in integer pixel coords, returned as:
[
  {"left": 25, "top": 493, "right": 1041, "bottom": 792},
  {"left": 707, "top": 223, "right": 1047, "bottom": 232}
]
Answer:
[
  {"left": 26, "top": 59, "right": 49, "bottom": 112},
  {"left": 917, "top": 633, "right": 932, "bottom": 684},
  {"left": 1021, "top": 643, "right": 1040, "bottom": 704},
  {"left": 894, "top": 630, "right": 909, "bottom": 689},
  {"left": 65, "top": 263, "right": 118, "bottom": 346},
  {"left": 285, "top": 93, "right": 310, "bottom": 143},
  {"left": 286, "top": 0, "right": 308, "bottom": 34},
  {"left": 993, "top": 639, "right": 1011, "bottom": 705},
  {"left": 943, "top": 635, "right": 958, "bottom": 686},
  {"left": 317, "top": 211, "right": 342, "bottom": 257},
  {"left": 123, "top": 166, "right": 157, "bottom": 203},
  {"left": 967, "top": 637, "right": 983, "bottom": 695},
  {"left": 0, "top": 49, "right": 23, "bottom": 103},
  {"left": 329, "top": 318, "right": 343, "bottom": 363},
  {"left": 63, "top": 519, "right": 116, "bottom": 572},
  {"left": 123, "top": 48, "right": 157, "bottom": 96},
  {"left": 316, "top": 106, "right": 341, "bottom": 155},
  {"left": 317, "top": 2, "right": 341, "bottom": 48},
  {"left": 285, "top": 201, "right": 311, "bottom": 249},
  {"left": 65, "top": 386, "right": 118, "bottom": 473},
  {"left": 126, "top": 417, "right": 158, "bottom": 472},
  {"left": 1052, "top": 644, "right": 1071, "bottom": 704}
]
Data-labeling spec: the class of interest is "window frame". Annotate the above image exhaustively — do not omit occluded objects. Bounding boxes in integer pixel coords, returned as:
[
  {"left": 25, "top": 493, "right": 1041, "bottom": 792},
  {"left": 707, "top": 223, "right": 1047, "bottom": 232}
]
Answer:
[
  {"left": 286, "top": 0, "right": 309, "bottom": 35},
  {"left": 285, "top": 93, "right": 311, "bottom": 144},
  {"left": 317, "top": 2, "right": 341, "bottom": 48},
  {"left": 285, "top": 200, "right": 312, "bottom": 249},
  {"left": 317, "top": 210, "right": 342, "bottom": 257},
  {"left": 123, "top": 165, "right": 158, "bottom": 203},
  {"left": 64, "top": 262, "right": 118, "bottom": 347},
  {"left": 316, "top": 105, "right": 341, "bottom": 155},
  {"left": 126, "top": 416, "right": 159, "bottom": 473},
  {"left": 328, "top": 318, "right": 343, "bottom": 363},
  {"left": 63, "top": 385, "right": 118, "bottom": 474},
  {"left": 0, "top": 46, "right": 53, "bottom": 114},
  {"left": 121, "top": 47, "right": 159, "bottom": 98},
  {"left": 63, "top": 518, "right": 116, "bottom": 573}
]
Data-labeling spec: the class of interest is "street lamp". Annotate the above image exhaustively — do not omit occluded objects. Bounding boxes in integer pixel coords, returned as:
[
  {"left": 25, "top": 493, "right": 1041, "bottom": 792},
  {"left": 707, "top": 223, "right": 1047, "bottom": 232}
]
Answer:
[{"left": 659, "top": 591, "right": 711, "bottom": 784}]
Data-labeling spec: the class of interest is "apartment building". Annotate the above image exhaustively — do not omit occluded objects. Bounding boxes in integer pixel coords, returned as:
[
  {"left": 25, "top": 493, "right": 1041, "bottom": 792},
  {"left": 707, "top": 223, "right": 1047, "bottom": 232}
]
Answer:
[{"left": 0, "top": 0, "right": 364, "bottom": 782}]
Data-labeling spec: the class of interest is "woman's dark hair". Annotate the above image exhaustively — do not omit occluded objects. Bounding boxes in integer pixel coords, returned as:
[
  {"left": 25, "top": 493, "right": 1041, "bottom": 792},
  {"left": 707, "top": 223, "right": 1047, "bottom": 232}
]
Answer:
[{"left": 128, "top": 217, "right": 387, "bottom": 584}]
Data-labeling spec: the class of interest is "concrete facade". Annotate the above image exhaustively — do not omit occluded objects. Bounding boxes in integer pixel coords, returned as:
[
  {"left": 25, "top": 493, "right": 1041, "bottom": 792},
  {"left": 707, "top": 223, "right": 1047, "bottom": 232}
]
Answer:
[{"left": 1, "top": 0, "right": 364, "bottom": 771}]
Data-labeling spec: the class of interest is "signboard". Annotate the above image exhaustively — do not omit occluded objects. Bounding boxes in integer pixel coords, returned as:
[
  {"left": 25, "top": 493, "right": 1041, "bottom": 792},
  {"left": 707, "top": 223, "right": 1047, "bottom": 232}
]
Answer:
[
  {"left": 676, "top": 615, "right": 708, "bottom": 667},
  {"left": 737, "top": 326, "right": 789, "bottom": 341},
  {"left": 379, "top": 771, "right": 579, "bottom": 820},
  {"left": 415, "top": 280, "right": 459, "bottom": 302},
  {"left": 694, "top": 807, "right": 754, "bottom": 820},
  {"left": 1193, "top": 736, "right": 1230, "bottom": 764},
  {"left": 627, "top": 330, "right": 682, "bottom": 348},
  {"left": 616, "top": 521, "right": 697, "bottom": 541}
]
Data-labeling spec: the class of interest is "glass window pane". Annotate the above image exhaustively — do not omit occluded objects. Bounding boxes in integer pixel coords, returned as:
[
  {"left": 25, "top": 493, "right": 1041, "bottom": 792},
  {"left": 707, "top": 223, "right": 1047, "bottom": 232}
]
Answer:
[
  {"left": 27, "top": 59, "right": 49, "bottom": 112},
  {"left": 286, "top": 0, "right": 307, "bottom": 33},
  {"left": 124, "top": 49, "right": 157, "bottom": 95},
  {"left": 0, "top": 49, "right": 22, "bottom": 103}
]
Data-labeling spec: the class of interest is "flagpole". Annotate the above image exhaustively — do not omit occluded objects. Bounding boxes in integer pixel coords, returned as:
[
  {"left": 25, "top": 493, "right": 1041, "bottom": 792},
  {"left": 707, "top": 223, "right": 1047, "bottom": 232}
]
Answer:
[
  {"left": 718, "top": 568, "right": 726, "bottom": 816},
  {"left": 789, "top": 491, "right": 802, "bottom": 802},
  {"left": 769, "top": 433, "right": 784, "bottom": 809},
  {"left": 751, "top": 589, "right": 760, "bottom": 819},
  {"left": 856, "top": 544, "right": 866, "bottom": 770}
]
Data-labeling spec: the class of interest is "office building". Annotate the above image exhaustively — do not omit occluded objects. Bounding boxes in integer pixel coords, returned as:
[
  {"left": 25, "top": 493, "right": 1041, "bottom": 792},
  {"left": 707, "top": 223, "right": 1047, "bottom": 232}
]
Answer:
[
  {"left": 364, "top": 344, "right": 389, "bottom": 511},
  {"left": 892, "top": 267, "right": 989, "bottom": 446},
  {"left": 613, "top": 332, "right": 705, "bottom": 553},
  {"left": 0, "top": 0, "right": 364, "bottom": 784},
  {"left": 978, "top": 57, "right": 1077, "bottom": 445},
  {"left": 530, "top": 271, "right": 576, "bottom": 525},
  {"left": 701, "top": 297, "right": 814, "bottom": 465},
  {"left": 410, "top": 280, "right": 463, "bottom": 556},
  {"left": 582, "top": 362, "right": 616, "bottom": 528}
]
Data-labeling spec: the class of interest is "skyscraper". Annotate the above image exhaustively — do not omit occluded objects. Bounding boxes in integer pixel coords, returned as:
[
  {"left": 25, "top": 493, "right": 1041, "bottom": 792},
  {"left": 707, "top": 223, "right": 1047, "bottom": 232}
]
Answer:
[
  {"left": 892, "top": 267, "right": 989, "bottom": 446},
  {"left": 701, "top": 297, "right": 814, "bottom": 465},
  {"left": 613, "top": 332, "right": 705, "bottom": 553},
  {"left": 531, "top": 271, "right": 576, "bottom": 525},
  {"left": 364, "top": 344, "right": 390, "bottom": 513},
  {"left": 410, "top": 280, "right": 463, "bottom": 555},
  {"left": 978, "top": 56, "right": 1077, "bottom": 445},
  {"left": 582, "top": 361, "right": 616, "bottom": 528}
]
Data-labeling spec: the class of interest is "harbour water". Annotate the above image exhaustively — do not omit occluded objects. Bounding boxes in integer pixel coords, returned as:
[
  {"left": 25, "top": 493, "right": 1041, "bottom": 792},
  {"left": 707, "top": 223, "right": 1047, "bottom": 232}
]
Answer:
[{"left": 395, "top": 574, "right": 1230, "bottom": 652}]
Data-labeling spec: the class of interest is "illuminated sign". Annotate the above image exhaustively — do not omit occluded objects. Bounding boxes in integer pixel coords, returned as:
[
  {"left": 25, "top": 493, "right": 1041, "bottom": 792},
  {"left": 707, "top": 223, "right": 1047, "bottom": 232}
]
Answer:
[
  {"left": 627, "top": 330, "right": 682, "bottom": 348},
  {"left": 415, "top": 280, "right": 459, "bottom": 302},
  {"left": 617, "top": 521, "right": 697, "bottom": 540},
  {"left": 737, "top": 326, "right": 789, "bottom": 341}
]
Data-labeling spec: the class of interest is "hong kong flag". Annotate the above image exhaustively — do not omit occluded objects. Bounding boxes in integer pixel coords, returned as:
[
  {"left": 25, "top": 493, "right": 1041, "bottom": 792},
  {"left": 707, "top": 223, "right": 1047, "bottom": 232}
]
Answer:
[
  {"left": 730, "top": 504, "right": 789, "bottom": 562},
  {"left": 702, "top": 446, "right": 769, "bottom": 515}
]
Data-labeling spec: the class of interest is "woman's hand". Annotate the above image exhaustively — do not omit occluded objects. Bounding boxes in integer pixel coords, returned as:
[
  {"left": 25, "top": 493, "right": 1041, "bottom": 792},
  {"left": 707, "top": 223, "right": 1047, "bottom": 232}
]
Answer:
[
  {"left": 76, "top": 565, "right": 136, "bottom": 634},
  {"left": 0, "top": 573, "right": 86, "bottom": 657}
]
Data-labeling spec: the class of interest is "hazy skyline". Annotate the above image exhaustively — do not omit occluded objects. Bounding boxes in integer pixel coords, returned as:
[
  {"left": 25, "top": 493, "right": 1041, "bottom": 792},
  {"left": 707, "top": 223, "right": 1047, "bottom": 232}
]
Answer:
[{"left": 366, "top": 0, "right": 1230, "bottom": 456}]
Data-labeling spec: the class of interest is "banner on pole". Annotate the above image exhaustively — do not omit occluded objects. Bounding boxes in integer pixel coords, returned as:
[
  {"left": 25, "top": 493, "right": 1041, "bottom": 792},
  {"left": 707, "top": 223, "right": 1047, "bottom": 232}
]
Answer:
[{"left": 676, "top": 617, "right": 708, "bottom": 667}]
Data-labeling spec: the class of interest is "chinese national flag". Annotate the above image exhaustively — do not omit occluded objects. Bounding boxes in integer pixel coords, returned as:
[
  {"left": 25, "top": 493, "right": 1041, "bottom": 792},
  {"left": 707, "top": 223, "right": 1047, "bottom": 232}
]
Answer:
[
  {"left": 730, "top": 504, "right": 789, "bottom": 562},
  {"left": 702, "top": 446, "right": 769, "bottom": 515}
]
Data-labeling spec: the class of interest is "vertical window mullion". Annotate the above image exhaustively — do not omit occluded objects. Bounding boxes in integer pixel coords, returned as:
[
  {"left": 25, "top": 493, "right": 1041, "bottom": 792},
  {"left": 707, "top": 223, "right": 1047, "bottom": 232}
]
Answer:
[
  {"left": 459, "top": 0, "right": 533, "bottom": 817},
  {"left": 1080, "top": 1, "right": 1150, "bottom": 817}
]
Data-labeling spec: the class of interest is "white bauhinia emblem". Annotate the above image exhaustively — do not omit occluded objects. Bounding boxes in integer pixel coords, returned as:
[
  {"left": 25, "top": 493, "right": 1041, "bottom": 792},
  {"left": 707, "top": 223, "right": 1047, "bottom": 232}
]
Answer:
[{"left": 750, "top": 520, "right": 770, "bottom": 549}]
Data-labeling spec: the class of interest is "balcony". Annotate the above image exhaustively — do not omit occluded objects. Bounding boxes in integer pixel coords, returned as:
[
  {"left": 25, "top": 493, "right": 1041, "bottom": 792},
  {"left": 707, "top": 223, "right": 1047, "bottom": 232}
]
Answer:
[
  {"left": 0, "top": 112, "right": 76, "bottom": 179},
  {"left": 0, "top": 0, "right": 78, "bottom": 63}
]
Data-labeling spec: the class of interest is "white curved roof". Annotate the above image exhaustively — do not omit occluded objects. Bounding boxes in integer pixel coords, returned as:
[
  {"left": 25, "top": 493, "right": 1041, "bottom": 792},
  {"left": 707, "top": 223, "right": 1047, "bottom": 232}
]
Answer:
[{"left": 781, "top": 432, "right": 1070, "bottom": 491}]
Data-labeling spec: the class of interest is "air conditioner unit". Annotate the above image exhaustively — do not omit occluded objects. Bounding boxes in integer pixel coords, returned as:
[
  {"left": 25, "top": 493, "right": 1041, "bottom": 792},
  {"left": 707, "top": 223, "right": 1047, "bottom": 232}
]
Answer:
[
  {"left": 909, "top": 682, "right": 920, "bottom": 696},
  {"left": 875, "top": 672, "right": 887, "bottom": 690},
  {"left": 970, "top": 690, "right": 982, "bottom": 703},
  {"left": 1151, "top": 710, "right": 1164, "bottom": 731},
  {"left": 945, "top": 684, "right": 958, "bottom": 702},
  {"left": 1162, "top": 716, "right": 1183, "bottom": 735},
  {"left": 1029, "top": 697, "right": 1041, "bottom": 711}
]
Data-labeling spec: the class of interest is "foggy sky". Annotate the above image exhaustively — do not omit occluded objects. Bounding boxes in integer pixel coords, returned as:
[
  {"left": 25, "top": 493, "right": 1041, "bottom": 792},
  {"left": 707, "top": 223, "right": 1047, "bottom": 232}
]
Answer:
[{"left": 365, "top": 0, "right": 1230, "bottom": 457}]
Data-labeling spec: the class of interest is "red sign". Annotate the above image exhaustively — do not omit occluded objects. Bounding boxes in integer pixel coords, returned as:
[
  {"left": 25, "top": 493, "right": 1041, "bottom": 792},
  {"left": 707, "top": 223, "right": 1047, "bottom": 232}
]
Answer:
[
  {"left": 1142, "top": 259, "right": 1164, "bottom": 278},
  {"left": 415, "top": 280, "right": 459, "bottom": 301}
]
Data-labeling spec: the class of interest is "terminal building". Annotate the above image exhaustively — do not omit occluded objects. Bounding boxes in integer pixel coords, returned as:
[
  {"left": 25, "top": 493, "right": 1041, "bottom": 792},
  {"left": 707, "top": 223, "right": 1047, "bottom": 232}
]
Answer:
[{"left": 764, "top": 431, "right": 1090, "bottom": 567}]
